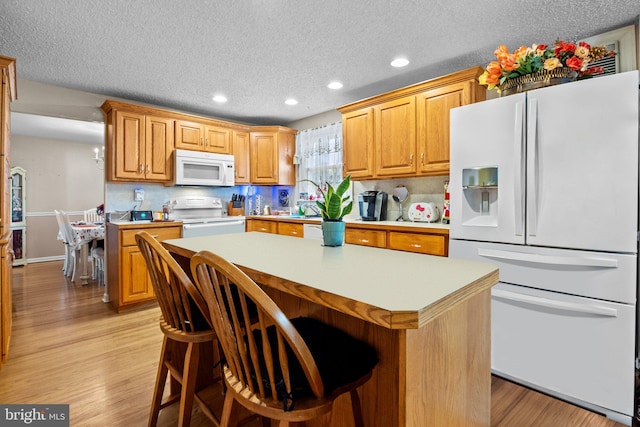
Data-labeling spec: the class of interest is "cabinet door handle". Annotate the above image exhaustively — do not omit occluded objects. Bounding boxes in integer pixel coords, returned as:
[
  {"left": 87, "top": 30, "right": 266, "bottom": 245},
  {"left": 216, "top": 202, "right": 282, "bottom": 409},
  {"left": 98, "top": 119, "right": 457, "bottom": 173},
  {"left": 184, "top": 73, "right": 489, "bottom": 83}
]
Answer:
[
  {"left": 420, "top": 153, "right": 424, "bottom": 165},
  {"left": 200, "top": 137, "right": 204, "bottom": 145},
  {"left": 146, "top": 164, "right": 150, "bottom": 174},
  {"left": 205, "top": 138, "right": 209, "bottom": 147},
  {"left": 138, "top": 164, "right": 144, "bottom": 174},
  {"left": 410, "top": 154, "right": 414, "bottom": 165}
]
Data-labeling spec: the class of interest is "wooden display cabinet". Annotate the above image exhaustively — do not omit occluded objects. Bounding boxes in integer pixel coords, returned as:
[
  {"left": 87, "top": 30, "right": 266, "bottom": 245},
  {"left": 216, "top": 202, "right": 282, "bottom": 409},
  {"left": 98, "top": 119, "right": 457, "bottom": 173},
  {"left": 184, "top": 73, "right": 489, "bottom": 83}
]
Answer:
[{"left": 10, "top": 166, "right": 26, "bottom": 266}]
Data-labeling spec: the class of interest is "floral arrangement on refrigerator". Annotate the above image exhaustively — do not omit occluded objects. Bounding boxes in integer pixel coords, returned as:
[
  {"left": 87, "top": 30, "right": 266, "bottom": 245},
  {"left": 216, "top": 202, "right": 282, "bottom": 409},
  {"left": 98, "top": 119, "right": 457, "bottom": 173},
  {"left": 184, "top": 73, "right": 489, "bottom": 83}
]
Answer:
[{"left": 479, "top": 40, "right": 616, "bottom": 92}]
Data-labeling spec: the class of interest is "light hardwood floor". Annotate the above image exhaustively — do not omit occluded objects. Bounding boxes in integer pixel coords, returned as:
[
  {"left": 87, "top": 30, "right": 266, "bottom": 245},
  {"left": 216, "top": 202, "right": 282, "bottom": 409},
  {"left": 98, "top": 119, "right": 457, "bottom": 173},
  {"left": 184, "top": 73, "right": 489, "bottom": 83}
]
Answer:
[{"left": 0, "top": 261, "right": 628, "bottom": 426}]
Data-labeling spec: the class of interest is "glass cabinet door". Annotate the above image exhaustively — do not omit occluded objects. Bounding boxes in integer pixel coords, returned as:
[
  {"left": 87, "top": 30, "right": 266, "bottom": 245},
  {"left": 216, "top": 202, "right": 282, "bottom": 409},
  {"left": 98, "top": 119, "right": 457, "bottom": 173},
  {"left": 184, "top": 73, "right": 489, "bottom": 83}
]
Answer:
[
  {"left": 10, "top": 167, "right": 25, "bottom": 226},
  {"left": 10, "top": 167, "right": 26, "bottom": 266}
]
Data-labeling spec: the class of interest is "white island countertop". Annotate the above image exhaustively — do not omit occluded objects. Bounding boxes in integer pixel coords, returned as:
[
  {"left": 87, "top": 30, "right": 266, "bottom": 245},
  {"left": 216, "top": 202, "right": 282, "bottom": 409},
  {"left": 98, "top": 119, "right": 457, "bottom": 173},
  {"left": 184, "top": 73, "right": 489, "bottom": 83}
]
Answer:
[{"left": 164, "top": 232, "right": 497, "bottom": 329}]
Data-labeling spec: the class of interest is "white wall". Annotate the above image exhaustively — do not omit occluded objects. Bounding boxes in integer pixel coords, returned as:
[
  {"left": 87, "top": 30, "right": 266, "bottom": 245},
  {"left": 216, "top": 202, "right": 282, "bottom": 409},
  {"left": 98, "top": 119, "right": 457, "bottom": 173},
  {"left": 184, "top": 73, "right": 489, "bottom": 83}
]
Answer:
[{"left": 11, "top": 134, "right": 104, "bottom": 262}]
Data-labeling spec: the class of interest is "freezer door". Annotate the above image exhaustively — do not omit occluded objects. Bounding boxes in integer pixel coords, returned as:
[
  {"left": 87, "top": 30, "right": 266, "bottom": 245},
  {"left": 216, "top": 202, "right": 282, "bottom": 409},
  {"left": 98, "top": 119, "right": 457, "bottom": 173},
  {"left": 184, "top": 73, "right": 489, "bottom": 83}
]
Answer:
[
  {"left": 450, "top": 93, "right": 526, "bottom": 244},
  {"left": 449, "top": 239, "right": 637, "bottom": 304},
  {"left": 492, "top": 282, "right": 635, "bottom": 418},
  {"left": 526, "top": 71, "right": 639, "bottom": 253}
]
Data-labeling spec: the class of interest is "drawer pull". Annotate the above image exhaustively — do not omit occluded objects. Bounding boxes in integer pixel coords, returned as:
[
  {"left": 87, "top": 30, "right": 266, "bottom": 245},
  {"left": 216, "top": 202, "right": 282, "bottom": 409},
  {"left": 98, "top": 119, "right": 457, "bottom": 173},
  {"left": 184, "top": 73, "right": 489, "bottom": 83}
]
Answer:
[
  {"left": 291, "top": 231, "right": 298, "bottom": 235},
  {"left": 411, "top": 243, "right": 422, "bottom": 248},
  {"left": 361, "top": 239, "right": 369, "bottom": 243}
]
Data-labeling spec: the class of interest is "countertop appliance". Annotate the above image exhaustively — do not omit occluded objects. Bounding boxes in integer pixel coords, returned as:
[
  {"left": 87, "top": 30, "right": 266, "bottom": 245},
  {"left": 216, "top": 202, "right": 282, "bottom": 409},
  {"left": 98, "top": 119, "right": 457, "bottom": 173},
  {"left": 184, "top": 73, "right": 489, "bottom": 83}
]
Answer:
[
  {"left": 358, "top": 191, "right": 387, "bottom": 221},
  {"left": 407, "top": 202, "right": 439, "bottom": 223},
  {"left": 131, "top": 210, "right": 153, "bottom": 221},
  {"left": 169, "top": 196, "right": 245, "bottom": 238},
  {"left": 448, "top": 71, "right": 639, "bottom": 425},
  {"left": 175, "top": 149, "right": 235, "bottom": 187}
]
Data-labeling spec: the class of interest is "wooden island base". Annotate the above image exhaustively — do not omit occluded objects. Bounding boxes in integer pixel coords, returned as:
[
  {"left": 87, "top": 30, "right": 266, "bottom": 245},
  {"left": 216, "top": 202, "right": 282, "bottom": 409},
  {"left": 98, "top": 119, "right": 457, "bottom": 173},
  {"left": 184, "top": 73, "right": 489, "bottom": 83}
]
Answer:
[{"left": 262, "top": 286, "right": 490, "bottom": 427}]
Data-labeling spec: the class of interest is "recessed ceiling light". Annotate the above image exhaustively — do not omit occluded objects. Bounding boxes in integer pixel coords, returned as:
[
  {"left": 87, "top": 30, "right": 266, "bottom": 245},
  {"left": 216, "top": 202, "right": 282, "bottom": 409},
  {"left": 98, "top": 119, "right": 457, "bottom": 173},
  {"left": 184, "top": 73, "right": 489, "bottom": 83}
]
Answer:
[
  {"left": 285, "top": 98, "right": 298, "bottom": 106},
  {"left": 390, "top": 58, "right": 409, "bottom": 68},
  {"left": 327, "top": 81, "right": 343, "bottom": 90},
  {"left": 212, "top": 95, "right": 227, "bottom": 103}
]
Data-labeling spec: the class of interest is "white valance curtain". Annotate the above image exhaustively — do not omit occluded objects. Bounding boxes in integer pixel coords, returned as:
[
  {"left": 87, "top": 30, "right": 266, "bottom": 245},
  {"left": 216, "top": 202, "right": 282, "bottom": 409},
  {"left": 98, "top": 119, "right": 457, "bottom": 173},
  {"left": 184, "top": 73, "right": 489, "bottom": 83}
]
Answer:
[{"left": 295, "top": 122, "right": 343, "bottom": 199}]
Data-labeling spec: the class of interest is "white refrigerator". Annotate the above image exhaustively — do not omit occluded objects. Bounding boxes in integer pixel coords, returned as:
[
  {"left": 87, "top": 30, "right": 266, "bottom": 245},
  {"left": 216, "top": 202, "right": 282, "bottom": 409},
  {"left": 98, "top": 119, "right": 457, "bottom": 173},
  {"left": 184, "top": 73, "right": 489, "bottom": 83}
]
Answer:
[{"left": 448, "top": 70, "right": 639, "bottom": 424}]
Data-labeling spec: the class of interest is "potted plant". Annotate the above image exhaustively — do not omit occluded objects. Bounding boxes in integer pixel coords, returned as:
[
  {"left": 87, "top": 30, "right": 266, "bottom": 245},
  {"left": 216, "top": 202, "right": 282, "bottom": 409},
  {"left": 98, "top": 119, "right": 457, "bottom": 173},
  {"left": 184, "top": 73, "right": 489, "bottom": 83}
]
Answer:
[{"left": 301, "top": 175, "right": 353, "bottom": 246}]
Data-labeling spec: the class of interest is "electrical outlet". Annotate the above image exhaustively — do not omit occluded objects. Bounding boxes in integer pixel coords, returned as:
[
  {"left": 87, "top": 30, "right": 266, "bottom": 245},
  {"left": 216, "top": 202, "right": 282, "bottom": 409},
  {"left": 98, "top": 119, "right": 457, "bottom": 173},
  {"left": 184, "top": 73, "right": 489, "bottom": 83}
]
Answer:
[{"left": 134, "top": 189, "right": 144, "bottom": 202}]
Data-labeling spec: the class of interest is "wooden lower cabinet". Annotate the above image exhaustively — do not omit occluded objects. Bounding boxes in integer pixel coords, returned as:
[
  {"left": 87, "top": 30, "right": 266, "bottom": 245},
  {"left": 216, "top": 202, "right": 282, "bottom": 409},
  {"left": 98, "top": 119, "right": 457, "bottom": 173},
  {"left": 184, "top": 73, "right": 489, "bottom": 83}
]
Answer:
[
  {"left": 388, "top": 231, "right": 447, "bottom": 256},
  {"left": 247, "top": 217, "right": 448, "bottom": 256},
  {"left": 345, "top": 228, "right": 386, "bottom": 248},
  {"left": 246, "top": 219, "right": 277, "bottom": 233},
  {"left": 106, "top": 222, "right": 182, "bottom": 312},
  {"left": 278, "top": 222, "right": 303, "bottom": 238}
]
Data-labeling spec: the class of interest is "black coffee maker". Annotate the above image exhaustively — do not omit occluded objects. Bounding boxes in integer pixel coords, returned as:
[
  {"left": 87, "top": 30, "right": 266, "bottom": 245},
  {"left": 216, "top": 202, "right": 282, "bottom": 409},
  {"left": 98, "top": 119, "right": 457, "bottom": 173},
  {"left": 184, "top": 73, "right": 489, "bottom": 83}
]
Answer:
[{"left": 358, "top": 191, "right": 388, "bottom": 221}]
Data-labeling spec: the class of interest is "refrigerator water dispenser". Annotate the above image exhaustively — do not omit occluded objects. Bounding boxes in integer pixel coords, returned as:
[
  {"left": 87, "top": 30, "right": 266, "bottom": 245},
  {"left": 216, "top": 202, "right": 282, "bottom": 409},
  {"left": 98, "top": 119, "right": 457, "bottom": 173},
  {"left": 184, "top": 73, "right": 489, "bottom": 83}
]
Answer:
[{"left": 461, "top": 167, "right": 498, "bottom": 226}]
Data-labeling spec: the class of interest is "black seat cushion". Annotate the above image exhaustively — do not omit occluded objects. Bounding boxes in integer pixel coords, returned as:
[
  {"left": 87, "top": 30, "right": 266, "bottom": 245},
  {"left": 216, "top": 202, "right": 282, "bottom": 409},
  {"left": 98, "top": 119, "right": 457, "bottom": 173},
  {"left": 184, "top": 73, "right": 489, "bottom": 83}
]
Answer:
[{"left": 251, "top": 317, "right": 378, "bottom": 405}]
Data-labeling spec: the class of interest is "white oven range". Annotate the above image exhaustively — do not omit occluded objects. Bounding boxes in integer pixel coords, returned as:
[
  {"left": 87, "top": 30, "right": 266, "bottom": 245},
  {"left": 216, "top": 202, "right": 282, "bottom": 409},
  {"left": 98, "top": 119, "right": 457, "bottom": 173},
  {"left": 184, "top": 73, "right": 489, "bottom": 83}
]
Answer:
[{"left": 169, "top": 196, "right": 245, "bottom": 238}]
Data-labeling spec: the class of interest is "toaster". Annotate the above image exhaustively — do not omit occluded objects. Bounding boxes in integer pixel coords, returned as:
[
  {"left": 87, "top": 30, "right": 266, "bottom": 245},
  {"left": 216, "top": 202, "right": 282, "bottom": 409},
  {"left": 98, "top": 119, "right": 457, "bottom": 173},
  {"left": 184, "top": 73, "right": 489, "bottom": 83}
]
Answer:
[{"left": 407, "top": 203, "right": 440, "bottom": 223}]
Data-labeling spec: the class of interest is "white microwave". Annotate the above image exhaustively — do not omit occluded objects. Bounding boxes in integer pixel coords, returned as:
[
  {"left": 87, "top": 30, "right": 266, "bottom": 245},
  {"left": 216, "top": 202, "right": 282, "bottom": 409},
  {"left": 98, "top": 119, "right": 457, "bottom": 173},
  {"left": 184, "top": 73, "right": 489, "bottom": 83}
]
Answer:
[{"left": 175, "top": 149, "right": 235, "bottom": 187}]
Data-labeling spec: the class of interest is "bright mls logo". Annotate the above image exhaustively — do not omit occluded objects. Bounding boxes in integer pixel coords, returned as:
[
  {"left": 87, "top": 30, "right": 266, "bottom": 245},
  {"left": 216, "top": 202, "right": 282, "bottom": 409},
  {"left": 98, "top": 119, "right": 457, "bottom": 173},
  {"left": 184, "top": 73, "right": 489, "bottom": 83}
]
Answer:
[{"left": 0, "top": 405, "right": 69, "bottom": 426}]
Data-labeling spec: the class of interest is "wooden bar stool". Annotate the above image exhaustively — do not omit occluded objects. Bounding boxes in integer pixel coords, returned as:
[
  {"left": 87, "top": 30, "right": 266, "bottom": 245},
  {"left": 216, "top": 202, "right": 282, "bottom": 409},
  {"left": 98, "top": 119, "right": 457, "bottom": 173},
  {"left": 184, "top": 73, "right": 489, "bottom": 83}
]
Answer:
[{"left": 136, "top": 231, "right": 220, "bottom": 427}]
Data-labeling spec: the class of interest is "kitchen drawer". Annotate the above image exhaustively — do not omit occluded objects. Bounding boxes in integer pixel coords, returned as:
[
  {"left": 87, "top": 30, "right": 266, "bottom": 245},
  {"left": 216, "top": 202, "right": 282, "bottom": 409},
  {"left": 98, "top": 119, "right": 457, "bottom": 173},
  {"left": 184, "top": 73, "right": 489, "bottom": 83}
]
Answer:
[
  {"left": 345, "top": 228, "right": 386, "bottom": 248},
  {"left": 121, "top": 226, "right": 181, "bottom": 247},
  {"left": 278, "top": 222, "right": 303, "bottom": 238},
  {"left": 388, "top": 232, "right": 445, "bottom": 256},
  {"left": 247, "top": 219, "right": 277, "bottom": 234}
]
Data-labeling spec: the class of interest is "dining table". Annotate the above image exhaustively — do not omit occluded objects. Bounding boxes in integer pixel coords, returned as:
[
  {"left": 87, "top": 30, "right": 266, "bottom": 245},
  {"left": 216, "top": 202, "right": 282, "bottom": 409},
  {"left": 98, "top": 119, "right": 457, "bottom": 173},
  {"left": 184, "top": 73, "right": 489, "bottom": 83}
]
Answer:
[
  {"left": 69, "top": 222, "right": 104, "bottom": 285},
  {"left": 163, "top": 232, "right": 499, "bottom": 427}
]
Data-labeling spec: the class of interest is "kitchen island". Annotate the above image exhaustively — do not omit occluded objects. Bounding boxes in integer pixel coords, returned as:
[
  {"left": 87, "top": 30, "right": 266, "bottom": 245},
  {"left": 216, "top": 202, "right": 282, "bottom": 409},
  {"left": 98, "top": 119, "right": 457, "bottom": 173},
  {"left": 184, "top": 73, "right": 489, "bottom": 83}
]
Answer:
[{"left": 164, "top": 232, "right": 498, "bottom": 427}]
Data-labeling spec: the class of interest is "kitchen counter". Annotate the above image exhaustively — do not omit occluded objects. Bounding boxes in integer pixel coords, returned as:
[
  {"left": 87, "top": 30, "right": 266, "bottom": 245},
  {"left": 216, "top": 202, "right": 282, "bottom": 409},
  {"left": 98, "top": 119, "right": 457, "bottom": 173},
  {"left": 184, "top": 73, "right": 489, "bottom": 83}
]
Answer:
[{"left": 164, "top": 232, "right": 497, "bottom": 426}]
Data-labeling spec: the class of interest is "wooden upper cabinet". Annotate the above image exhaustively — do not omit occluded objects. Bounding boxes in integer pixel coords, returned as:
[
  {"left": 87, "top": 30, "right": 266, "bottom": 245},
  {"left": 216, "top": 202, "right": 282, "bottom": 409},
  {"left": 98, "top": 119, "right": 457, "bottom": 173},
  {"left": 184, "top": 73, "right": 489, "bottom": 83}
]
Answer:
[
  {"left": 250, "top": 127, "right": 296, "bottom": 185},
  {"left": 145, "top": 116, "right": 173, "bottom": 181},
  {"left": 417, "top": 81, "right": 471, "bottom": 175},
  {"left": 175, "top": 120, "right": 232, "bottom": 154},
  {"left": 102, "top": 101, "right": 174, "bottom": 184},
  {"left": 342, "top": 107, "right": 374, "bottom": 179},
  {"left": 232, "top": 130, "right": 250, "bottom": 184},
  {"left": 375, "top": 96, "right": 416, "bottom": 177},
  {"left": 174, "top": 119, "right": 204, "bottom": 150},
  {"left": 114, "top": 110, "right": 145, "bottom": 180},
  {"left": 204, "top": 125, "right": 231, "bottom": 153},
  {"left": 338, "top": 66, "right": 485, "bottom": 179}
]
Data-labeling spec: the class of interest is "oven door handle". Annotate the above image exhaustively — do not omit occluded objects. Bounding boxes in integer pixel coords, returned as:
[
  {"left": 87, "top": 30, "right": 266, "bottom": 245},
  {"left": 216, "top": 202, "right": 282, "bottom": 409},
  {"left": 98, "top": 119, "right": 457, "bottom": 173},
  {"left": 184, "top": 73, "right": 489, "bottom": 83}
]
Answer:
[{"left": 183, "top": 221, "right": 245, "bottom": 229}]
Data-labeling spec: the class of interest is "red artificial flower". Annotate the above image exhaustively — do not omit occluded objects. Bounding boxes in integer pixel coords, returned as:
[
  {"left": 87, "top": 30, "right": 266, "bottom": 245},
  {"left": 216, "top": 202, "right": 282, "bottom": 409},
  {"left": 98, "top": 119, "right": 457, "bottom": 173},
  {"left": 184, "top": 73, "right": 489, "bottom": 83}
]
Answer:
[{"left": 565, "top": 56, "right": 583, "bottom": 71}]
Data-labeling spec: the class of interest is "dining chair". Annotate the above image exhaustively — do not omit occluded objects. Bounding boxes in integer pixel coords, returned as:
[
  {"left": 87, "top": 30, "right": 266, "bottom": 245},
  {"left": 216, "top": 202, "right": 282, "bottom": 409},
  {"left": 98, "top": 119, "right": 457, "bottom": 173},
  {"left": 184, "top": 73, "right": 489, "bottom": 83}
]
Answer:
[
  {"left": 55, "top": 210, "right": 84, "bottom": 281},
  {"left": 90, "top": 241, "right": 105, "bottom": 286},
  {"left": 190, "top": 250, "right": 379, "bottom": 427},
  {"left": 83, "top": 208, "right": 101, "bottom": 223},
  {"left": 54, "top": 210, "right": 73, "bottom": 276},
  {"left": 135, "top": 231, "right": 220, "bottom": 427}
]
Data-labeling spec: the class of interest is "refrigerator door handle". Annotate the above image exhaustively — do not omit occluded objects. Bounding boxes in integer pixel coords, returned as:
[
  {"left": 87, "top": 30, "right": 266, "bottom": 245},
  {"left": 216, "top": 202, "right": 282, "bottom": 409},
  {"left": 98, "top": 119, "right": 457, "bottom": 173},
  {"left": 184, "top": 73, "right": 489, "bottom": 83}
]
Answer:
[
  {"left": 514, "top": 101, "right": 525, "bottom": 236},
  {"left": 493, "top": 288, "right": 618, "bottom": 318},
  {"left": 527, "top": 98, "right": 538, "bottom": 236},
  {"left": 477, "top": 248, "right": 618, "bottom": 268}
]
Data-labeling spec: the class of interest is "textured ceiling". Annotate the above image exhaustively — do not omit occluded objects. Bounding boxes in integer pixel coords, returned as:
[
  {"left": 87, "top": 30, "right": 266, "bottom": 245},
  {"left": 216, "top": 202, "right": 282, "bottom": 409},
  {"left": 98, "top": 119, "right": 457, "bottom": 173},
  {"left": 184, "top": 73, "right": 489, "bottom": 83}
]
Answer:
[{"left": 0, "top": 0, "right": 639, "bottom": 126}]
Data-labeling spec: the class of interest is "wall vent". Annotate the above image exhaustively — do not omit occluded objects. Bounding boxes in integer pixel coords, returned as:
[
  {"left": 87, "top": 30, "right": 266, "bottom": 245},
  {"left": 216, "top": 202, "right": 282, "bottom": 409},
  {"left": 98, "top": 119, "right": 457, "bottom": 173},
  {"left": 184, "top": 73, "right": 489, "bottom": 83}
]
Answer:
[{"left": 581, "top": 24, "right": 637, "bottom": 76}]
